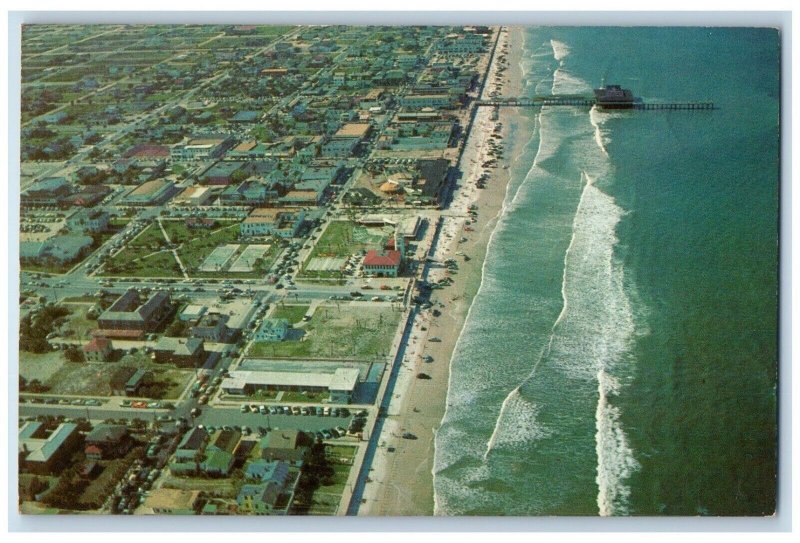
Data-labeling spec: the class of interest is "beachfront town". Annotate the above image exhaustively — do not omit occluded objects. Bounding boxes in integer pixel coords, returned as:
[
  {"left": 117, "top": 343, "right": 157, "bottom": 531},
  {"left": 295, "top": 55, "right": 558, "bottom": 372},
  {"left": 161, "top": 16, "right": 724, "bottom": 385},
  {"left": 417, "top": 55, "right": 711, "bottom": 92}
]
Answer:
[{"left": 17, "top": 24, "right": 510, "bottom": 515}]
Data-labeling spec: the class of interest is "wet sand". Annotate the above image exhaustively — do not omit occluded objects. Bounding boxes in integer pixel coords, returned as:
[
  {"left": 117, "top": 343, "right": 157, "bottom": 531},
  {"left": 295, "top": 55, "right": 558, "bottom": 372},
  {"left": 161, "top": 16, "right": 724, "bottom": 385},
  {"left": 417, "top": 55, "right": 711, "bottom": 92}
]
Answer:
[{"left": 360, "top": 26, "right": 527, "bottom": 516}]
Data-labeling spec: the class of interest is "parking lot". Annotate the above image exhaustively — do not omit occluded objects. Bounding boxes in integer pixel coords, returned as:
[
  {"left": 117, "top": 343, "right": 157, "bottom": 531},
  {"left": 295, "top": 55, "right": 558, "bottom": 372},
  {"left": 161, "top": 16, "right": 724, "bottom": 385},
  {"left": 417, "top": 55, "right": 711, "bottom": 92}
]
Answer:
[{"left": 196, "top": 406, "right": 363, "bottom": 436}]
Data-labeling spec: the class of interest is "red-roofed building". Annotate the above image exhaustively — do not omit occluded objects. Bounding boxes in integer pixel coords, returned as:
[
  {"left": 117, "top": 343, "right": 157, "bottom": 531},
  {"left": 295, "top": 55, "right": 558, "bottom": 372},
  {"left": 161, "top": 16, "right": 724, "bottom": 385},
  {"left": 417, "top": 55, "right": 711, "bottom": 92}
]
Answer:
[
  {"left": 84, "top": 444, "right": 104, "bottom": 461},
  {"left": 83, "top": 337, "right": 113, "bottom": 362},
  {"left": 363, "top": 250, "right": 402, "bottom": 277},
  {"left": 124, "top": 144, "right": 170, "bottom": 159},
  {"left": 92, "top": 329, "right": 145, "bottom": 340}
]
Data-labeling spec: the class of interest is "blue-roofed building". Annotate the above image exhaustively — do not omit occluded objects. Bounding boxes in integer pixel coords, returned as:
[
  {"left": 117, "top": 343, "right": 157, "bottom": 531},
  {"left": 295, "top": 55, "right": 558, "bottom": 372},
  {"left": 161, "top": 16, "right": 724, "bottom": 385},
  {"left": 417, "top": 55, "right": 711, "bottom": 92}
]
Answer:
[
  {"left": 19, "top": 422, "right": 81, "bottom": 474},
  {"left": 231, "top": 111, "right": 260, "bottom": 123},
  {"left": 19, "top": 234, "right": 93, "bottom": 264},
  {"left": 244, "top": 459, "right": 290, "bottom": 485},
  {"left": 236, "top": 482, "right": 285, "bottom": 515},
  {"left": 21, "top": 176, "right": 71, "bottom": 206},
  {"left": 253, "top": 318, "right": 289, "bottom": 342}
]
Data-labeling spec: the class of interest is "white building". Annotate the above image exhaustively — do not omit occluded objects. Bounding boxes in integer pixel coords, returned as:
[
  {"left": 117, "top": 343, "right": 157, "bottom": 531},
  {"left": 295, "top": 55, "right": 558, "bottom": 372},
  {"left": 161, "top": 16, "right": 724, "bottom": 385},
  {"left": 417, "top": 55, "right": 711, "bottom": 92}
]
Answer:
[
  {"left": 240, "top": 209, "right": 306, "bottom": 238},
  {"left": 221, "top": 368, "right": 360, "bottom": 404}
]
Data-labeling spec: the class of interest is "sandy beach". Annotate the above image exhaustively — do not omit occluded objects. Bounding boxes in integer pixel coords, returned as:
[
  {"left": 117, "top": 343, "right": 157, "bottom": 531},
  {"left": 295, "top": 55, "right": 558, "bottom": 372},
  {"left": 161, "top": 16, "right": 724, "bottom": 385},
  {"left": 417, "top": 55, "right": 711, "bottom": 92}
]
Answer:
[{"left": 359, "top": 26, "right": 527, "bottom": 516}]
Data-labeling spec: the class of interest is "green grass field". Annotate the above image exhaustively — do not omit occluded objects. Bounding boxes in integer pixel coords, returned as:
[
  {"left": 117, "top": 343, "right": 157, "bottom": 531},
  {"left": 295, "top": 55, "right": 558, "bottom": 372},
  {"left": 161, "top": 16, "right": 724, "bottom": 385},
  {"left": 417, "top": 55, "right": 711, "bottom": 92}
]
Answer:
[
  {"left": 248, "top": 304, "right": 400, "bottom": 360},
  {"left": 271, "top": 304, "right": 310, "bottom": 325},
  {"left": 299, "top": 221, "right": 389, "bottom": 279},
  {"left": 100, "top": 219, "right": 275, "bottom": 279}
]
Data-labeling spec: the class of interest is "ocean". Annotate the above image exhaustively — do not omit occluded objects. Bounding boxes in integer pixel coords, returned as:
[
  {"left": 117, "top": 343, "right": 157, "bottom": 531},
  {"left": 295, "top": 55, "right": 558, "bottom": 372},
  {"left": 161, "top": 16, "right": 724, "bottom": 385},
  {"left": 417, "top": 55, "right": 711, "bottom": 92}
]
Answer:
[{"left": 433, "top": 27, "right": 779, "bottom": 516}]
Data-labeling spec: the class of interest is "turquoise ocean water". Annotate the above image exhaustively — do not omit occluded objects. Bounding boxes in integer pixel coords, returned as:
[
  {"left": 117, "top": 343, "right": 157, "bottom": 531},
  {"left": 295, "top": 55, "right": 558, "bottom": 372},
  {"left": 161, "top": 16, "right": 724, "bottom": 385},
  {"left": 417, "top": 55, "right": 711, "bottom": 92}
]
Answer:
[{"left": 432, "top": 27, "right": 779, "bottom": 516}]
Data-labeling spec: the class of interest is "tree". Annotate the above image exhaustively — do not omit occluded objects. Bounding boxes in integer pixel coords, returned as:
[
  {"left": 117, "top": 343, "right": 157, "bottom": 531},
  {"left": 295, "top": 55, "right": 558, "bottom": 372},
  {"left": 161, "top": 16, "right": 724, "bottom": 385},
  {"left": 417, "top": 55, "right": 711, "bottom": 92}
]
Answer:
[
  {"left": 165, "top": 320, "right": 187, "bottom": 337},
  {"left": 64, "top": 345, "right": 85, "bottom": 363}
]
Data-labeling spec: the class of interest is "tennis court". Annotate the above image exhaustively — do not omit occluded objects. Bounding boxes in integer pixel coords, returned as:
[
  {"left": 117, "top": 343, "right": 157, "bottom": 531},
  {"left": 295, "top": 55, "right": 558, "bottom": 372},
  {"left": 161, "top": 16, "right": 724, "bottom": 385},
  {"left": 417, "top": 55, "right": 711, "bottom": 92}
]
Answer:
[
  {"left": 229, "top": 244, "right": 270, "bottom": 272},
  {"left": 199, "top": 244, "right": 239, "bottom": 272},
  {"left": 306, "top": 256, "right": 347, "bottom": 272}
]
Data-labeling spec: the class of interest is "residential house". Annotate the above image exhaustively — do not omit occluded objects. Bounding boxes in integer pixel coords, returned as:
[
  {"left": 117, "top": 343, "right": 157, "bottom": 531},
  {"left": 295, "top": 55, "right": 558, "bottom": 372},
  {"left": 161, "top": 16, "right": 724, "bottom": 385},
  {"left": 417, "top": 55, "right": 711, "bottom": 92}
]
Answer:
[
  {"left": 260, "top": 429, "right": 306, "bottom": 466},
  {"left": 199, "top": 428, "right": 241, "bottom": 477},
  {"left": 253, "top": 318, "right": 289, "bottom": 342},
  {"left": 236, "top": 482, "right": 285, "bottom": 515},
  {"left": 82, "top": 336, "right": 113, "bottom": 362},
  {"left": 170, "top": 426, "right": 209, "bottom": 475},
  {"left": 153, "top": 337, "right": 206, "bottom": 368},
  {"left": 190, "top": 313, "right": 231, "bottom": 343},
  {"left": 84, "top": 424, "right": 131, "bottom": 460},
  {"left": 244, "top": 459, "right": 290, "bottom": 485},
  {"left": 110, "top": 367, "right": 137, "bottom": 395}
]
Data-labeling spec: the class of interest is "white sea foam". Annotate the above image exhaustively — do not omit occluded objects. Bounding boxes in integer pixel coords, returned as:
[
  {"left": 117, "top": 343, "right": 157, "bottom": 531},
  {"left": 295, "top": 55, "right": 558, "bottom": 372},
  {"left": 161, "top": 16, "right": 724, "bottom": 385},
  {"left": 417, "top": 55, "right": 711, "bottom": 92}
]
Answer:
[
  {"left": 550, "top": 39, "right": 571, "bottom": 64},
  {"left": 484, "top": 171, "right": 590, "bottom": 461},
  {"left": 434, "top": 103, "right": 539, "bottom": 515},
  {"left": 596, "top": 369, "right": 640, "bottom": 516},
  {"left": 438, "top": 33, "right": 640, "bottom": 516},
  {"left": 552, "top": 68, "right": 593, "bottom": 96},
  {"left": 589, "top": 106, "right": 610, "bottom": 157},
  {"left": 485, "top": 390, "right": 551, "bottom": 455},
  {"left": 483, "top": 167, "right": 640, "bottom": 512}
]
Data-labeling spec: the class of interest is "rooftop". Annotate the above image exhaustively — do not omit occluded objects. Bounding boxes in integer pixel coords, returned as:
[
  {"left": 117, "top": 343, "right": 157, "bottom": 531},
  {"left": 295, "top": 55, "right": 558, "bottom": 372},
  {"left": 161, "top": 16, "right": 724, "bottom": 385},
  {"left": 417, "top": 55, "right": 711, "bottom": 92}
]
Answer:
[
  {"left": 364, "top": 249, "right": 402, "bottom": 267},
  {"left": 223, "top": 367, "right": 360, "bottom": 392},
  {"left": 143, "top": 488, "right": 200, "bottom": 511},
  {"left": 19, "top": 422, "right": 78, "bottom": 463},
  {"left": 128, "top": 179, "right": 170, "bottom": 197},
  {"left": 334, "top": 122, "right": 371, "bottom": 139}
]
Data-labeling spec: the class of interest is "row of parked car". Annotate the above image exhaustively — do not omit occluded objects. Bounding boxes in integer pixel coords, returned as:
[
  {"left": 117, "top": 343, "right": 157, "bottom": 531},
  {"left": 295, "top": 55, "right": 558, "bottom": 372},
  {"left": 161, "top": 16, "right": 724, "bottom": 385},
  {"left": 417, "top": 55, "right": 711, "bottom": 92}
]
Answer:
[
  {"left": 23, "top": 396, "right": 103, "bottom": 406},
  {"left": 240, "top": 403, "right": 359, "bottom": 418}
]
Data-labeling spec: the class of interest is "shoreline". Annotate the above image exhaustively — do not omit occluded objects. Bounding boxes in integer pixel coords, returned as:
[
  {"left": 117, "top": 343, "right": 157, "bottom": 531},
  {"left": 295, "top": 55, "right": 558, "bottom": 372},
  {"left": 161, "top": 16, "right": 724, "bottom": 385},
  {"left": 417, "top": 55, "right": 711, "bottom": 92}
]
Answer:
[{"left": 360, "top": 26, "right": 527, "bottom": 516}]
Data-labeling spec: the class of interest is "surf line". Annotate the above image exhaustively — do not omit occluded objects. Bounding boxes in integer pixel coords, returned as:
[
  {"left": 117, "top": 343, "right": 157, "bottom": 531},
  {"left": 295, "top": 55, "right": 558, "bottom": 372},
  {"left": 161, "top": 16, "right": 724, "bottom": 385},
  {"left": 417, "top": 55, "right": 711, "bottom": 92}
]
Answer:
[{"left": 483, "top": 171, "right": 594, "bottom": 462}]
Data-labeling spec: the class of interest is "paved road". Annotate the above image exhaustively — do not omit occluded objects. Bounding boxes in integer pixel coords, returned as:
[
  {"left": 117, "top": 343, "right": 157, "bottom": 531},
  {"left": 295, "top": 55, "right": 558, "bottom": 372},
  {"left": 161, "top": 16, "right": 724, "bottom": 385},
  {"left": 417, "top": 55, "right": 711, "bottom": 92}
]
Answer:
[{"left": 19, "top": 402, "right": 356, "bottom": 434}]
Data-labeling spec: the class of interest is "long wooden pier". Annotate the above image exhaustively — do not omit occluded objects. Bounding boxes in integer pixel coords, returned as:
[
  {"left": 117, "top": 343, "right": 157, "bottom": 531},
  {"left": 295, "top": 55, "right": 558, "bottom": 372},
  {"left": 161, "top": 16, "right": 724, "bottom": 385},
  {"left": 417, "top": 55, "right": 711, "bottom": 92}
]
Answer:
[{"left": 475, "top": 96, "right": 714, "bottom": 110}]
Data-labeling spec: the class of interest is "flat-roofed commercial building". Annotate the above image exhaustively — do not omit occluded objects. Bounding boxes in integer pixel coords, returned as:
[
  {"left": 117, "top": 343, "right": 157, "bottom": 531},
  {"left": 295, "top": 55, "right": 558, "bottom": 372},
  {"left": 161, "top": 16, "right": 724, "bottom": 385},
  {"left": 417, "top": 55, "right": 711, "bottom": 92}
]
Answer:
[
  {"left": 172, "top": 186, "right": 215, "bottom": 206},
  {"left": 139, "top": 489, "right": 202, "bottom": 515},
  {"left": 398, "top": 94, "right": 456, "bottom": 109},
  {"left": 171, "top": 137, "right": 234, "bottom": 161},
  {"left": 321, "top": 122, "right": 372, "bottom": 157},
  {"left": 222, "top": 368, "right": 360, "bottom": 404},
  {"left": 121, "top": 179, "right": 177, "bottom": 206}
]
